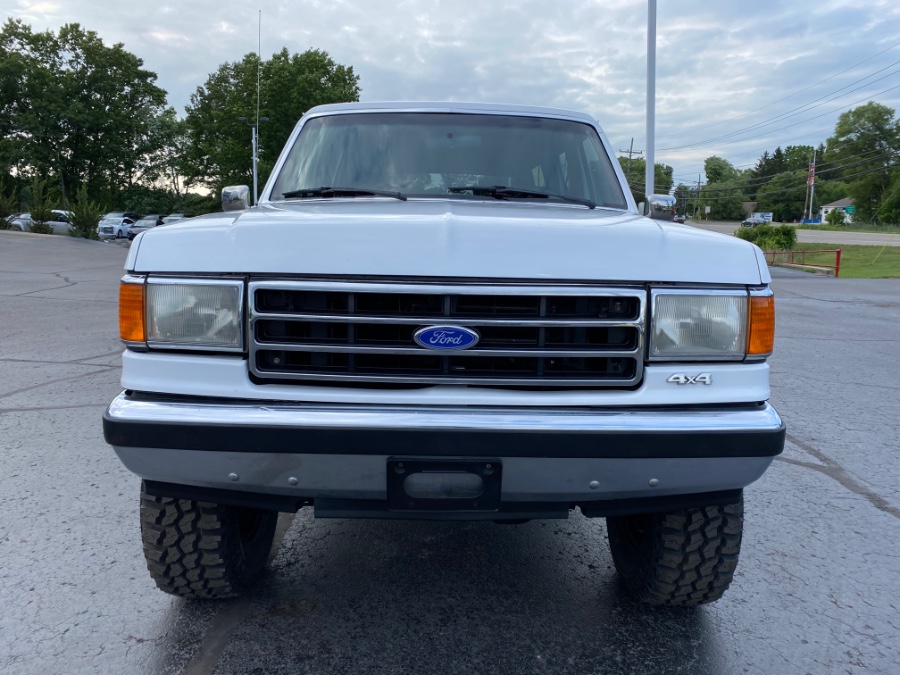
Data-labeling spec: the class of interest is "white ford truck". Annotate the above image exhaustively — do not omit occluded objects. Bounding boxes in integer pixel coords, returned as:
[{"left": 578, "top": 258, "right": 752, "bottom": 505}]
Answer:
[{"left": 103, "top": 102, "right": 784, "bottom": 606}]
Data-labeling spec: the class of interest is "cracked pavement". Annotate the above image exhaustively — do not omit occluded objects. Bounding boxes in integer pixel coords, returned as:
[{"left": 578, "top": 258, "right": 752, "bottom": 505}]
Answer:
[{"left": 1, "top": 230, "right": 898, "bottom": 674}]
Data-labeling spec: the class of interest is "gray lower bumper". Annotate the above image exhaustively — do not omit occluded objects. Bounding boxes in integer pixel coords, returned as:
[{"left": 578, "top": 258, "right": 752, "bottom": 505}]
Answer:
[{"left": 105, "top": 393, "right": 783, "bottom": 506}]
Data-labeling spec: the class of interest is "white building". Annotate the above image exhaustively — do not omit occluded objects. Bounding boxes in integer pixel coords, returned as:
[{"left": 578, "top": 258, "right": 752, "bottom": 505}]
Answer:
[{"left": 820, "top": 198, "right": 854, "bottom": 223}]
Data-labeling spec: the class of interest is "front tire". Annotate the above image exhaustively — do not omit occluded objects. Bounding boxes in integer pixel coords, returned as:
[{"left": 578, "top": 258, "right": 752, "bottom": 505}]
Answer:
[
  {"left": 139, "top": 482, "right": 278, "bottom": 599},
  {"left": 606, "top": 496, "right": 743, "bottom": 607}
]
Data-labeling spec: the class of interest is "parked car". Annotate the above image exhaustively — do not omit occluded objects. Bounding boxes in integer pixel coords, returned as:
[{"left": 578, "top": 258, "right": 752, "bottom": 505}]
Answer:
[
  {"left": 105, "top": 101, "right": 784, "bottom": 607},
  {"left": 740, "top": 217, "right": 766, "bottom": 228},
  {"left": 127, "top": 215, "right": 165, "bottom": 241},
  {"left": 161, "top": 213, "right": 190, "bottom": 224},
  {"left": 8, "top": 210, "right": 74, "bottom": 235},
  {"left": 97, "top": 212, "right": 141, "bottom": 238}
]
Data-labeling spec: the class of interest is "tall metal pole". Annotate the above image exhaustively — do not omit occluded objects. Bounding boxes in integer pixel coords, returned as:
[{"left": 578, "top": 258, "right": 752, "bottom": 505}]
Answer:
[
  {"left": 644, "top": 0, "right": 657, "bottom": 208},
  {"left": 251, "top": 125, "right": 258, "bottom": 205},
  {"left": 255, "top": 10, "right": 262, "bottom": 205}
]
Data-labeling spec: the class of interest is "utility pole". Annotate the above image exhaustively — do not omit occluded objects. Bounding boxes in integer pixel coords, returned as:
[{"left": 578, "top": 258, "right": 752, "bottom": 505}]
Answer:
[
  {"left": 619, "top": 138, "right": 643, "bottom": 182},
  {"left": 801, "top": 149, "right": 816, "bottom": 224},
  {"left": 808, "top": 149, "right": 817, "bottom": 222},
  {"left": 696, "top": 174, "right": 702, "bottom": 219}
]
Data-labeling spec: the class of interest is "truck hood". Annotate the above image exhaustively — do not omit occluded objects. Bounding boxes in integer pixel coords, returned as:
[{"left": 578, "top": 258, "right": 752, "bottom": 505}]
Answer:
[{"left": 129, "top": 199, "right": 765, "bottom": 285}]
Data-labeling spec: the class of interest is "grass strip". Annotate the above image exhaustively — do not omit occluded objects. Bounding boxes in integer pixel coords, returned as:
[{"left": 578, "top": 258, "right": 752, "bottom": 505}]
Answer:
[{"left": 769, "top": 243, "right": 900, "bottom": 278}]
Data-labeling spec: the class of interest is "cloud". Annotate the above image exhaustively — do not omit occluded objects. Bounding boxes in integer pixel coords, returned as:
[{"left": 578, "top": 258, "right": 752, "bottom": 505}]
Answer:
[{"left": 7, "top": 0, "right": 900, "bottom": 180}]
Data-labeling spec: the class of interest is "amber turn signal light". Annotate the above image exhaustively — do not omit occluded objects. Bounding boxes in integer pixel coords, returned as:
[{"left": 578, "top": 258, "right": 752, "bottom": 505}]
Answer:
[
  {"left": 119, "top": 282, "right": 145, "bottom": 342},
  {"left": 748, "top": 295, "right": 775, "bottom": 356}
]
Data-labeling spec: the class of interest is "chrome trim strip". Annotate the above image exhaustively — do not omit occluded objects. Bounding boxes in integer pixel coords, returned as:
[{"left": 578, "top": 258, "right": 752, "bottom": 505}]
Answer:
[
  {"left": 251, "top": 371, "right": 642, "bottom": 387},
  {"left": 254, "top": 343, "right": 641, "bottom": 358},
  {"left": 252, "top": 312, "right": 641, "bottom": 327},
  {"left": 249, "top": 279, "right": 646, "bottom": 296},
  {"left": 107, "top": 393, "right": 783, "bottom": 434}
]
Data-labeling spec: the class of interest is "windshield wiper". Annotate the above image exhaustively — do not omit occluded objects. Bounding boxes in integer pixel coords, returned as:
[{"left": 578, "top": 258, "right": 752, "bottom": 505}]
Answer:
[
  {"left": 448, "top": 185, "right": 595, "bottom": 209},
  {"left": 282, "top": 187, "right": 407, "bottom": 201}
]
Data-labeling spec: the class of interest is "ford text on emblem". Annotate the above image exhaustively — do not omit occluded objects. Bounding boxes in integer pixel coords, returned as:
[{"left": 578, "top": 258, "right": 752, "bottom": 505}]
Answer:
[{"left": 413, "top": 326, "right": 480, "bottom": 350}]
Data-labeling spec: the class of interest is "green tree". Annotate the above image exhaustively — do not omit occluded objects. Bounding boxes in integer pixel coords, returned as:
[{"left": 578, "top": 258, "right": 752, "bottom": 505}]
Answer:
[
  {"left": 782, "top": 145, "right": 815, "bottom": 173},
  {"left": 699, "top": 179, "right": 746, "bottom": 220},
  {"left": 756, "top": 170, "right": 807, "bottom": 222},
  {"left": 616, "top": 157, "right": 674, "bottom": 204},
  {"left": 673, "top": 182, "right": 696, "bottom": 216},
  {"left": 704, "top": 156, "right": 737, "bottom": 184},
  {"left": 183, "top": 48, "right": 360, "bottom": 193},
  {"left": 0, "top": 19, "right": 168, "bottom": 202},
  {"left": 825, "top": 102, "right": 900, "bottom": 221}
]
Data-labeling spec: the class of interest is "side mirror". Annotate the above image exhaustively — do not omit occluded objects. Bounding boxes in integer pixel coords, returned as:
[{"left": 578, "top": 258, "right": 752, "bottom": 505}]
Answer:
[
  {"left": 639, "top": 194, "right": 677, "bottom": 221},
  {"left": 222, "top": 185, "right": 251, "bottom": 212}
]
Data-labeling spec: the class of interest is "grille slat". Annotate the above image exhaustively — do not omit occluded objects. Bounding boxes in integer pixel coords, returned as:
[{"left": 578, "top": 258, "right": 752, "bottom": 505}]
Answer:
[{"left": 249, "top": 281, "right": 645, "bottom": 388}]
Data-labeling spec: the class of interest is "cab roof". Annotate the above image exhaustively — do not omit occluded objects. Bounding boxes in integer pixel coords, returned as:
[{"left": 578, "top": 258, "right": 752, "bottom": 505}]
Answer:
[{"left": 303, "top": 101, "right": 598, "bottom": 125}]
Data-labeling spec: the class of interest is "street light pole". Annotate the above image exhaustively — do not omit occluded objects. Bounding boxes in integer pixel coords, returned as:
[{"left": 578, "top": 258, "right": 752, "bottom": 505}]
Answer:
[
  {"left": 645, "top": 0, "right": 657, "bottom": 206},
  {"left": 239, "top": 116, "right": 269, "bottom": 205},
  {"left": 251, "top": 125, "right": 258, "bottom": 204}
]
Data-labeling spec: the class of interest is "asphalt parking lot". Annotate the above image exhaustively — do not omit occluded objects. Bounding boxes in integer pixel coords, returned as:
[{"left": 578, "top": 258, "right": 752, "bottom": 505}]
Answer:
[{"left": 1, "top": 230, "right": 899, "bottom": 675}]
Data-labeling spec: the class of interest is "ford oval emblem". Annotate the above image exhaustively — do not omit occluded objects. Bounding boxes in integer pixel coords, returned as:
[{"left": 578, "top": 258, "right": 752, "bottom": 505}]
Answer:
[{"left": 413, "top": 325, "right": 480, "bottom": 350}]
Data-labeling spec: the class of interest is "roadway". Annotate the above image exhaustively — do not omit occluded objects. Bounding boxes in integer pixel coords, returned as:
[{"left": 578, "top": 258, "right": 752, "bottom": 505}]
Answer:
[
  {"left": 688, "top": 219, "right": 900, "bottom": 246},
  {"left": 1, "top": 231, "right": 899, "bottom": 675}
]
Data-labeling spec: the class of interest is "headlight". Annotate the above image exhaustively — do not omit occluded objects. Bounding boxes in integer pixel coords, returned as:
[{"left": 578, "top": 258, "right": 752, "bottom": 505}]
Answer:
[
  {"left": 650, "top": 290, "right": 748, "bottom": 361},
  {"left": 119, "top": 276, "right": 244, "bottom": 351}
]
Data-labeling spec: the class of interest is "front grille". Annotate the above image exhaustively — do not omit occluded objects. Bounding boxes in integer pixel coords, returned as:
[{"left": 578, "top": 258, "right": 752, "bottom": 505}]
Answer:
[{"left": 248, "top": 281, "right": 645, "bottom": 388}]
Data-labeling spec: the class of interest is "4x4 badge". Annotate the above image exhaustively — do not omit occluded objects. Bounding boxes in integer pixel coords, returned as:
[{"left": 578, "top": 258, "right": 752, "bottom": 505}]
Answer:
[{"left": 667, "top": 373, "right": 712, "bottom": 385}]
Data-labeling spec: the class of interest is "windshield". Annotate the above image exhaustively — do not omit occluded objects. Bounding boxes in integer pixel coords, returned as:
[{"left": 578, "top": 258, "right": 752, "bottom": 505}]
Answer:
[{"left": 270, "top": 112, "right": 627, "bottom": 209}]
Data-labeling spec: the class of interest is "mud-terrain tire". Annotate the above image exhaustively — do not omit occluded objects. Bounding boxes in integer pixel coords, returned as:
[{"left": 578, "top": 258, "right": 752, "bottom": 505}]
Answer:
[
  {"left": 606, "top": 496, "right": 743, "bottom": 607},
  {"left": 139, "top": 482, "right": 278, "bottom": 599}
]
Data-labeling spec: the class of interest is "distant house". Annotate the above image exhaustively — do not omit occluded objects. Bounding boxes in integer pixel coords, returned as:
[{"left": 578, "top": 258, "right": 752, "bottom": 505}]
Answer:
[{"left": 820, "top": 198, "right": 854, "bottom": 223}]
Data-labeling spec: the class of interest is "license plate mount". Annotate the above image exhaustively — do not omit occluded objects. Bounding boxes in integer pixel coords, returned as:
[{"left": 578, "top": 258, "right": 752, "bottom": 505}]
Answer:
[{"left": 386, "top": 458, "right": 502, "bottom": 512}]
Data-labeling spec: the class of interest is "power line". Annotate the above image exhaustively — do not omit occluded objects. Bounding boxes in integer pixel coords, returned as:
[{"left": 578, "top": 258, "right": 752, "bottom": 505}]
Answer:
[
  {"left": 659, "top": 41, "right": 900, "bottom": 139},
  {"left": 669, "top": 129, "right": 892, "bottom": 179},
  {"left": 659, "top": 64, "right": 900, "bottom": 152},
  {"left": 659, "top": 84, "right": 900, "bottom": 155},
  {"left": 670, "top": 162, "right": 899, "bottom": 202},
  {"left": 629, "top": 162, "right": 900, "bottom": 201},
  {"left": 694, "top": 151, "right": 894, "bottom": 194}
]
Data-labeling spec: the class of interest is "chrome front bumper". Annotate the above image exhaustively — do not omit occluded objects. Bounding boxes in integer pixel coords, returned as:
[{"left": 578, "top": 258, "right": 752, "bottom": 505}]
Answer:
[{"left": 105, "top": 393, "right": 784, "bottom": 510}]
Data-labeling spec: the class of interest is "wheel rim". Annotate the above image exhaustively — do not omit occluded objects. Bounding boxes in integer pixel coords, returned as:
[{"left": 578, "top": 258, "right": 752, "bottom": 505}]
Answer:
[
  {"left": 621, "top": 514, "right": 653, "bottom": 552},
  {"left": 236, "top": 509, "right": 266, "bottom": 549}
]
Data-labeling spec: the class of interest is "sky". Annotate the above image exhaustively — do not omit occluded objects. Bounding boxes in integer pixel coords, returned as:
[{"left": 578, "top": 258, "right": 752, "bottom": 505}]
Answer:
[{"left": 5, "top": 0, "right": 900, "bottom": 184}]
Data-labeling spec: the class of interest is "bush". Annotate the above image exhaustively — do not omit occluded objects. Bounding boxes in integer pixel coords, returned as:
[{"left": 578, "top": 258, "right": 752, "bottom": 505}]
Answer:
[
  {"left": 0, "top": 180, "right": 17, "bottom": 229},
  {"left": 825, "top": 209, "right": 846, "bottom": 226},
  {"left": 28, "top": 177, "right": 55, "bottom": 234},
  {"left": 68, "top": 185, "right": 103, "bottom": 239},
  {"left": 734, "top": 224, "right": 797, "bottom": 251}
]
